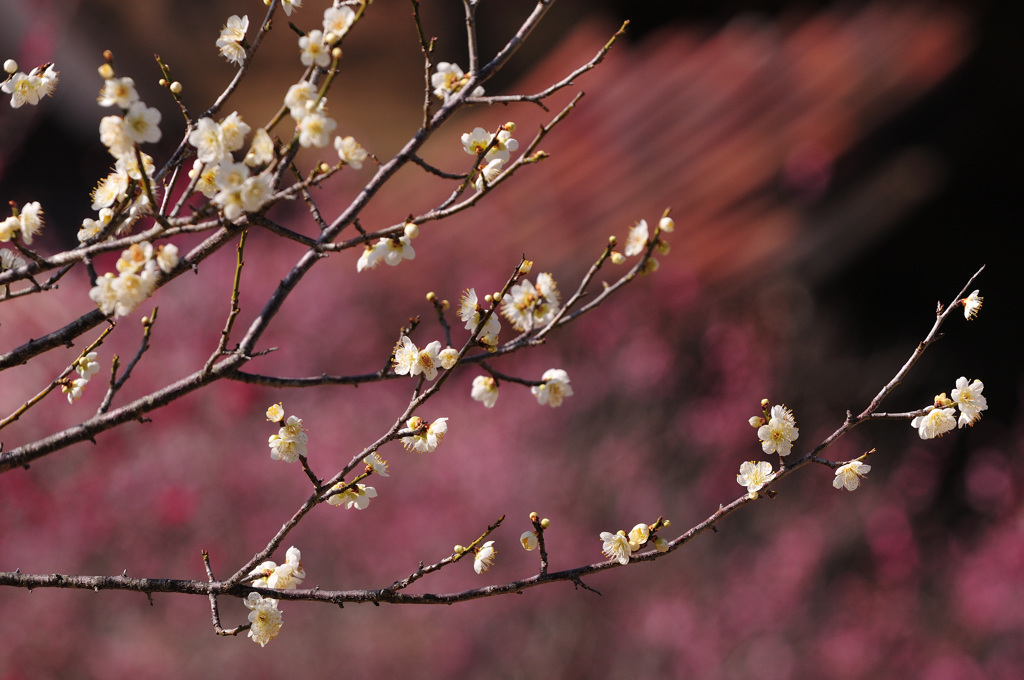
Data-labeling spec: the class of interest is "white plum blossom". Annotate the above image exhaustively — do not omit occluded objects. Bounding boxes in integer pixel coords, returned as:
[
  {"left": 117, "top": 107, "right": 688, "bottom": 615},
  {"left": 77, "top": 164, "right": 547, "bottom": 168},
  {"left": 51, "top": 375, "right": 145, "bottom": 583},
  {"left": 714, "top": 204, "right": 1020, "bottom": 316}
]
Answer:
[
  {"left": 600, "top": 531, "right": 632, "bottom": 565},
  {"left": 155, "top": 243, "right": 179, "bottom": 274},
  {"left": 299, "top": 30, "right": 331, "bottom": 68},
  {"left": 75, "top": 352, "right": 101, "bottom": 380},
  {"left": 380, "top": 236, "right": 415, "bottom": 267},
  {"left": 951, "top": 377, "right": 987, "bottom": 427},
  {"left": 248, "top": 546, "right": 305, "bottom": 590},
  {"left": 244, "top": 593, "right": 283, "bottom": 647},
  {"left": 627, "top": 524, "right": 650, "bottom": 551},
  {"left": 474, "top": 541, "right": 497, "bottom": 574},
  {"left": 334, "top": 135, "right": 367, "bottom": 169},
  {"left": 297, "top": 111, "right": 337, "bottom": 148},
  {"left": 757, "top": 404, "right": 800, "bottom": 457},
  {"left": 217, "top": 15, "right": 248, "bottom": 65},
  {"left": 531, "top": 369, "right": 573, "bottom": 408},
  {"left": 624, "top": 219, "right": 649, "bottom": 257},
  {"left": 62, "top": 378, "right": 89, "bottom": 404},
  {"left": 323, "top": 6, "right": 355, "bottom": 39},
  {"left": 99, "top": 115, "right": 134, "bottom": 159},
  {"left": 736, "top": 460, "right": 776, "bottom": 497},
  {"left": 188, "top": 117, "right": 229, "bottom": 164},
  {"left": 284, "top": 81, "right": 318, "bottom": 120},
  {"left": 438, "top": 347, "right": 459, "bottom": 370},
  {"left": 88, "top": 242, "right": 163, "bottom": 318},
  {"left": 461, "top": 127, "right": 519, "bottom": 165},
  {"left": 327, "top": 483, "right": 377, "bottom": 510},
  {"left": 218, "top": 111, "right": 251, "bottom": 152},
  {"left": 431, "top": 62, "right": 483, "bottom": 100},
  {"left": 962, "top": 290, "right": 983, "bottom": 320},
  {"left": 363, "top": 452, "right": 389, "bottom": 477},
  {"left": 245, "top": 128, "right": 275, "bottom": 167},
  {"left": 122, "top": 101, "right": 162, "bottom": 145},
  {"left": 413, "top": 341, "right": 443, "bottom": 380},
  {"left": 833, "top": 460, "right": 871, "bottom": 491},
  {"left": 474, "top": 158, "right": 503, "bottom": 192},
  {"left": 0, "top": 248, "right": 25, "bottom": 271},
  {"left": 97, "top": 77, "right": 138, "bottom": 108},
  {"left": 266, "top": 403, "right": 285, "bottom": 422},
  {"left": 520, "top": 531, "right": 539, "bottom": 551},
  {"left": 2, "top": 64, "right": 58, "bottom": 108},
  {"left": 471, "top": 375, "right": 499, "bottom": 408},
  {"left": 268, "top": 415, "right": 308, "bottom": 462},
  {"left": 392, "top": 336, "right": 420, "bottom": 376},
  {"left": 402, "top": 416, "right": 448, "bottom": 454},
  {"left": 502, "top": 274, "right": 560, "bottom": 331},
  {"left": 280, "top": 0, "right": 302, "bottom": 17},
  {"left": 356, "top": 241, "right": 384, "bottom": 272},
  {"left": 911, "top": 407, "right": 957, "bottom": 440},
  {"left": 459, "top": 288, "right": 501, "bottom": 347}
]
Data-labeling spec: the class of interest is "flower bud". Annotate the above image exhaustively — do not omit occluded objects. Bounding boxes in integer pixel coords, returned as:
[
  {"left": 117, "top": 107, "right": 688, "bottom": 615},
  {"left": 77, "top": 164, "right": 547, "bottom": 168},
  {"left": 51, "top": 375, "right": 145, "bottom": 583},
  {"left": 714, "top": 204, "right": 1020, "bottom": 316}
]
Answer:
[
  {"left": 453, "top": 545, "right": 466, "bottom": 555},
  {"left": 656, "top": 240, "right": 670, "bottom": 255},
  {"left": 540, "top": 518, "right": 550, "bottom": 529},
  {"left": 426, "top": 292, "right": 437, "bottom": 302},
  {"left": 4, "top": 59, "right": 18, "bottom": 74},
  {"left": 610, "top": 251, "right": 625, "bottom": 265},
  {"left": 658, "top": 216, "right": 675, "bottom": 233},
  {"left": 98, "top": 63, "right": 114, "bottom": 79},
  {"left": 169, "top": 81, "right": 182, "bottom": 94},
  {"left": 529, "top": 511, "right": 539, "bottom": 522},
  {"left": 520, "top": 531, "right": 538, "bottom": 551},
  {"left": 749, "top": 416, "right": 765, "bottom": 428},
  {"left": 331, "top": 47, "right": 342, "bottom": 60},
  {"left": 518, "top": 260, "right": 533, "bottom": 275},
  {"left": 404, "top": 221, "right": 419, "bottom": 239}
]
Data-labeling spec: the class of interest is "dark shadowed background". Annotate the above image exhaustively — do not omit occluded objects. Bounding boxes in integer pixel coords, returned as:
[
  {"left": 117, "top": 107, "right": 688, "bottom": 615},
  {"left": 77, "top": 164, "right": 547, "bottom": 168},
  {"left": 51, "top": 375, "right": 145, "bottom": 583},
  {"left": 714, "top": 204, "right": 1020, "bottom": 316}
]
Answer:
[{"left": 1, "top": 1, "right": 1021, "bottom": 678}]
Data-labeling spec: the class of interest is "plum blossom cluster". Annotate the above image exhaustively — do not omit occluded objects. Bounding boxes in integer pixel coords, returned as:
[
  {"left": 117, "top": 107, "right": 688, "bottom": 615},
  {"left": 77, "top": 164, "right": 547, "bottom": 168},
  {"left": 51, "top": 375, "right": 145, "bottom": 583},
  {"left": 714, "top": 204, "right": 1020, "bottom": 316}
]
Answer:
[
  {"left": 187, "top": 112, "right": 277, "bottom": 220},
  {"left": 85, "top": 69, "right": 165, "bottom": 239},
  {"left": 1, "top": 201, "right": 44, "bottom": 245},
  {"left": 88, "top": 242, "right": 178, "bottom": 317},
  {"left": 401, "top": 416, "right": 448, "bottom": 454},
  {"left": 392, "top": 336, "right": 458, "bottom": 381},
  {"left": 247, "top": 546, "right": 306, "bottom": 590},
  {"left": 217, "top": 15, "right": 248, "bottom": 66},
  {"left": 600, "top": 522, "right": 669, "bottom": 565},
  {"left": 61, "top": 352, "right": 101, "bottom": 405},
  {"left": 501, "top": 273, "right": 561, "bottom": 332},
  {"left": 266, "top": 404, "right": 309, "bottom": 463},
  {"left": 458, "top": 288, "right": 501, "bottom": 348},
  {"left": 911, "top": 377, "right": 988, "bottom": 439},
  {"left": 432, "top": 61, "right": 484, "bottom": 101},
  {"left": 2, "top": 60, "right": 58, "bottom": 108},
  {"left": 611, "top": 215, "right": 674, "bottom": 269},
  {"left": 737, "top": 402, "right": 800, "bottom": 497},
  {"left": 461, "top": 123, "right": 518, "bottom": 192}
]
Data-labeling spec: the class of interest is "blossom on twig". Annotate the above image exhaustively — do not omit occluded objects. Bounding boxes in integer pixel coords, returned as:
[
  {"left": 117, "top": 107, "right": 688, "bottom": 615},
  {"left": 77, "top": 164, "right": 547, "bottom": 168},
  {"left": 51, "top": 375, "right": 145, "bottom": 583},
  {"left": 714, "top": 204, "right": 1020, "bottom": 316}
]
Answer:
[{"left": 833, "top": 460, "right": 871, "bottom": 491}]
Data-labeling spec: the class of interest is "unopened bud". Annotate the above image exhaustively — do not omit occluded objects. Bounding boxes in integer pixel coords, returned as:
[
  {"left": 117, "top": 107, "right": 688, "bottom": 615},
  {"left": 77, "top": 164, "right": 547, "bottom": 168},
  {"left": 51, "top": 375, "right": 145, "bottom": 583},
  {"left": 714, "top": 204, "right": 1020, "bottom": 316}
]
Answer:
[
  {"left": 610, "top": 251, "right": 625, "bottom": 265},
  {"left": 484, "top": 294, "right": 493, "bottom": 304},
  {"left": 158, "top": 78, "right": 168, "bottom": 87},
  {"left": 324, "top": 32, "right": 338, "bottom": 45},
  {"left": 540, "top": 518, "right": 550, "bottom": 529},
  {"left": 656, "top": 240, "right": 671, "bottom": 255},
  {"left": 749, "top": 416, "right": 765, "bottom": 428},
  {"left": 319, "top": 162, "right": 330, "bottom": 173},
  {"left": 659, "top": 216, "right": 675, "bottom": 233},
  {"left": 98, "top": 63, "right": 114, "bottom": 79},
  {"left": 519, "top": 259, "right": 533, "bottom": 275},
  {"left": 608, "top": 235, "right": 617, "bottom": 248},
  {"left": 529, "top": 512, "right": 539, "bottom": 522},
  {"left": 503, "top": 121, "right": 516, "bottom": 132},
  {"left": 4, "top": 59, "right": 19, "bottom": 74},
  {"left": 426, "top": 292, "right": 437, "bottom": 303},
  {"left": 453, "top": 545, "right": 465, "bottom": 555},
  {"left": 760, "top": 398, "right": 770, "bottom": 409},
  {"left": 331, "top": 47, "right": 342, "bottom": 60},
  {"left": 404, "top": 221, "right": 419, "bottom": 239},
  {"left": 641, "top": 258, "right": 659, "bottom": 274},
  {"left": 169, "top": 81, "right": 182, "bottom": 94}
]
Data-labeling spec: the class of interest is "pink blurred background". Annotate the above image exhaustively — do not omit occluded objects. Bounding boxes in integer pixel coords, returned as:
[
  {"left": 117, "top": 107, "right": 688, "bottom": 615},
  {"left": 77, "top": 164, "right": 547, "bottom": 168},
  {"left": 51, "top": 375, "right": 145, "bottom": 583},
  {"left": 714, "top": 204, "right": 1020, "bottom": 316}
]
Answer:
[{"left": 1, "top": 1, "right": 1021, "bottom": 678}]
